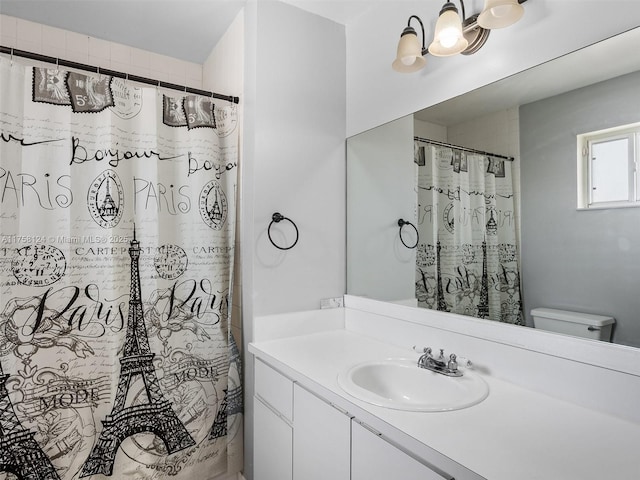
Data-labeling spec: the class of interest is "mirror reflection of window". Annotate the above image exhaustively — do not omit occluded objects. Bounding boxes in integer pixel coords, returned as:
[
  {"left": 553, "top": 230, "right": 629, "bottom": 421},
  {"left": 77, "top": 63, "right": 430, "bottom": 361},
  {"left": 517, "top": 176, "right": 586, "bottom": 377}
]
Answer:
[
  {"left": 590, "top": 137, "right": 630, "bottom": 204},
  {"left": 578, "top": 123, "right": 640, "bottom": 209}
]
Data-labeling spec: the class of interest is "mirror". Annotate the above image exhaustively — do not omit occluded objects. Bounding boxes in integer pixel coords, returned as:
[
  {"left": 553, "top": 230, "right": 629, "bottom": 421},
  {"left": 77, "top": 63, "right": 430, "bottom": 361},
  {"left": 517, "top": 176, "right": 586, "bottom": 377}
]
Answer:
[{"left": 347, "top": 27, "right": 640, "bottom": 348}]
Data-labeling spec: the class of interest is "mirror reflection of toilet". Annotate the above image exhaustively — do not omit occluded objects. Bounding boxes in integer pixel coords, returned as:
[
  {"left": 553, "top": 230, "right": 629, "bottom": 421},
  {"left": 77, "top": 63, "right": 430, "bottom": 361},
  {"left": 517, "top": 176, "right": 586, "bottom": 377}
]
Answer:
[{"left": 530, "top": 308, "right": 615, "bottom": 342}]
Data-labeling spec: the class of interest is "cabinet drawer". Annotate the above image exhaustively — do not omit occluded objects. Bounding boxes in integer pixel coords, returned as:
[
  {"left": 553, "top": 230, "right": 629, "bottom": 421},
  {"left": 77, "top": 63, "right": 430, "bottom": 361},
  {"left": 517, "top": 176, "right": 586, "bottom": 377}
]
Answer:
[{"left": 255, "top": 358, "right": 294, "bottom": 421}]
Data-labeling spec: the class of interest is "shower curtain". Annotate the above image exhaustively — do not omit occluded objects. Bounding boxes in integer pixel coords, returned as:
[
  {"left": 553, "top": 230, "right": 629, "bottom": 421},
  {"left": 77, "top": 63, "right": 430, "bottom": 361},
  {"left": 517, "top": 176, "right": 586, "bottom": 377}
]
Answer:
[
  {"left": 414, "top": 140, "right": 523, "bottom": 324},
  {"left": 0, "top": 58, "right": 242, "bottom": 479}
]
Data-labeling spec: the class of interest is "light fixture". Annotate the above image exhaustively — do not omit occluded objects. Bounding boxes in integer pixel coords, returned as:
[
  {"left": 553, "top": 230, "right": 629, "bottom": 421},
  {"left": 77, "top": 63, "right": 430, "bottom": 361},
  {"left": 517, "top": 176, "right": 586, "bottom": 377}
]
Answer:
[
  {"left": 392, "top": 0, "right": 527, "bottom": 72},
  {"left": 428, "top": 2, "right": 468, "bottom": 57},
  {"left": 461, "top": 14, "right": 491, "bottom": 56},
  {"left": 392, "top": 16, "right": 428, "bottom": 73},
  {"left": 477, "top": 0, "right": 525, "bottom": 29}
]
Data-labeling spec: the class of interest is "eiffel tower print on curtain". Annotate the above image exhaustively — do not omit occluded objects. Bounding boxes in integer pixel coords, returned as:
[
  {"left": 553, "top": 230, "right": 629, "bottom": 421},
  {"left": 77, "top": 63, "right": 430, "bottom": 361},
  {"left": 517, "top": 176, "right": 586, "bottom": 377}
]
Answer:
[
  {"left": 0, "top": 361, "right": 61, "bottom": 480},
  {"left": 435, "top": 240, "right": 449, "bottom": 312},
  {"left": 209, "top": 334, "right": 243, "bottom": 440},
  {"left": 476, "top": 240, "right": 490, "bottom": 319},
  {"left": 80, "top": 229, "right": 195, "bottom": 477}
]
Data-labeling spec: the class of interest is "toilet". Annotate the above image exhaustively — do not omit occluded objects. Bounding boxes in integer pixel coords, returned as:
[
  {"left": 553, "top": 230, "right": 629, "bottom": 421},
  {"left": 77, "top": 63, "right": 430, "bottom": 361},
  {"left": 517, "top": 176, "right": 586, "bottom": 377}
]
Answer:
[{"left": 530, "top": 308, "right": 615, "bottom": 342}]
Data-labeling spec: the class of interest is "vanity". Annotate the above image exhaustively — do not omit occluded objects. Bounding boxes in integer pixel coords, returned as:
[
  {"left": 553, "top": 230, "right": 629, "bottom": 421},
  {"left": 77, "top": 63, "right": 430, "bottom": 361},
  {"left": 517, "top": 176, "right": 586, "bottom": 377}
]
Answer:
[{"left": 249, "top": 295, "right": 640, "bottom": 480}]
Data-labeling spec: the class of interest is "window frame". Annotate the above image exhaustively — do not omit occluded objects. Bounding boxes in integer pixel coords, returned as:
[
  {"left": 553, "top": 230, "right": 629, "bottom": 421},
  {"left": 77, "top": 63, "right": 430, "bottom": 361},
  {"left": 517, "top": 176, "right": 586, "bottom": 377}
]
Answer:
[{"left": 577, "top": 122, "right": 640, "bottom": 210}]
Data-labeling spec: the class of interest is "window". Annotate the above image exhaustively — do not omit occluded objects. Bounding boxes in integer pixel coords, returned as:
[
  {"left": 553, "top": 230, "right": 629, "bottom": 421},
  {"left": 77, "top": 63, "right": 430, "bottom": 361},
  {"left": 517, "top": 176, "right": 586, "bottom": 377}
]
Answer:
[{"left": 577, "top": 123, "right": 640, "bottom": 209}]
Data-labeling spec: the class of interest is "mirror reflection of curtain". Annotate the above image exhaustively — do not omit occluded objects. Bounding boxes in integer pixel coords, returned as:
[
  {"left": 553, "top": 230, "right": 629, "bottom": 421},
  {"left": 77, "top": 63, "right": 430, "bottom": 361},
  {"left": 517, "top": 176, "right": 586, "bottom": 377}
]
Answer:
[
  {"left": 0, "top": 58, "right": 242, "bottom": 479},
  {"left": 415, "top": 141, "right": 523, "bottom": 324}
]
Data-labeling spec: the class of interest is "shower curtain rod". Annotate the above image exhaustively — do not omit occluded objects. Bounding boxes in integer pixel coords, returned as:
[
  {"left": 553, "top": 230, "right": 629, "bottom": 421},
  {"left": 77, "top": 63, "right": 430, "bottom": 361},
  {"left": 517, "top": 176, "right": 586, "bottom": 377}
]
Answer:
[
  {"left": 414, "top": 136, "right": 514, "bottom": 161},
  {"left": 0, "top": 45, "right": 240, "bottom": 104}
]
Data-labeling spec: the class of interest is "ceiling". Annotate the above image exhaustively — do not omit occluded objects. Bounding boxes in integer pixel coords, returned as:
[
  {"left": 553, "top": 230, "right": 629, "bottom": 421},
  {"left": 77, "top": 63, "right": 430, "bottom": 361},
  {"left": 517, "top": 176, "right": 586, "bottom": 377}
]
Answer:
[{"left": 0, "top": 0, "right": 370, "bottom": 64}]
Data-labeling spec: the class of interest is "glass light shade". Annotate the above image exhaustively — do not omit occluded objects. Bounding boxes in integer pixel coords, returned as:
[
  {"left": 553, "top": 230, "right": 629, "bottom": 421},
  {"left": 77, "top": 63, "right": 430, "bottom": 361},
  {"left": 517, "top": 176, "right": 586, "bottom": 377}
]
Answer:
[
  {"left": 477, "top": 0, "right": 524, "bottom": 29},
  {"left": 428, "top": 8, "right": 468, "bottom": 57},
  {"left": 392, "top": 29, "right": 427, "bottom": 73}
]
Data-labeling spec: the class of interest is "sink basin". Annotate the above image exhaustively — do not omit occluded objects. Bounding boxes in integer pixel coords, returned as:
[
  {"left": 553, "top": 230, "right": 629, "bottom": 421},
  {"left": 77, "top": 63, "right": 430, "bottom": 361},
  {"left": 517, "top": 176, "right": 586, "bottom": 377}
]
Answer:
[{"left": 337, "top": 359, "right": 489, "bottom": 412}]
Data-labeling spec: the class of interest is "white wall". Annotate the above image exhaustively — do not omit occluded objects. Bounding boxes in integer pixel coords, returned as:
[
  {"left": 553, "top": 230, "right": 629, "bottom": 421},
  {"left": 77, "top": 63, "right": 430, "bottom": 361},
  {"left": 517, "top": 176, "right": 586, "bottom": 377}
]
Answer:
[
  {"left": 241, "top": 2, "right": 346, "bottom": 479},
  {"left": 414, "top": 119, "right": 446, "bottom": 142},
  {"left": 0, "top": 14, "right": 203, "bottom": 86},
  {"left": 203, "top": 10, "right": 244, "bottom": 97},
  {"left": 347, "top": 115, "right": 416, "bottom": 301},
  {"left": 346, "top": 0, "right": 640, "bottom": 137},
  {"left": 247, "top": 1, "right": 346, "bottom": 318}
]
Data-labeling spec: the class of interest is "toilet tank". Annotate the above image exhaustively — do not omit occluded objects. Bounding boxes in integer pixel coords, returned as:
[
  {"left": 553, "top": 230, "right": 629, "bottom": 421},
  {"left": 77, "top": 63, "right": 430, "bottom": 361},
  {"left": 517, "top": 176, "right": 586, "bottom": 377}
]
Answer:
[{"left": 530, "top": 308, "right": 615, "bottom": 342}]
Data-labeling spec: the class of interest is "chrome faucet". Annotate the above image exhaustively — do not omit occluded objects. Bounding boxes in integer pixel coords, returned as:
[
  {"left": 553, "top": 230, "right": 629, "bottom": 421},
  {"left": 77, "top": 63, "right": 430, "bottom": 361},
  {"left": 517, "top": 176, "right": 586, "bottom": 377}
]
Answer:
[{"left": 417, "top": 347, "right": 463, "bottom": 377}]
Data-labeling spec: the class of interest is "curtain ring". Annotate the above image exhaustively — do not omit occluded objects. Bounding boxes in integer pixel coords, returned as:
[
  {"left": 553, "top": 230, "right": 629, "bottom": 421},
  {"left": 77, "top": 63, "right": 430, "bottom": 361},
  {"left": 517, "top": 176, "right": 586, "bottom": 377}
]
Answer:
[
  {"left": 268, "top": 212, "right": 299, "bottom": 250},
  {"left": 398, "top": 219, "right": 419, "bottom": 249}
]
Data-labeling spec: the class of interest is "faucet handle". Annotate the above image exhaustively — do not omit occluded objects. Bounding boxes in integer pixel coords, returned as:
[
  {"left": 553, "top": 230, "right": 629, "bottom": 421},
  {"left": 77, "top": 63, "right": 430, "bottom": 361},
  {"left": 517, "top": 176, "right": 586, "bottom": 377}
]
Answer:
[
  {"left": 412, "top": 345, "right": 432, "bottom": 356},
  {"left": 455, "top": 356, "right": 473, "bottom": 368},
  {"left": 447, "top": 354, "right": 458, "bottom": 372}
]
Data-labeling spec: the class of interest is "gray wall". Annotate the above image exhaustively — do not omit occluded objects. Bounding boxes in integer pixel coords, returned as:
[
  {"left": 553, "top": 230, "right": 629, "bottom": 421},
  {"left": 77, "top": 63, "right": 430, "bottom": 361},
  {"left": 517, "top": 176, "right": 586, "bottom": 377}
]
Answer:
[{"left": 520, "top": 71, "right": 640, "bottom": 347}]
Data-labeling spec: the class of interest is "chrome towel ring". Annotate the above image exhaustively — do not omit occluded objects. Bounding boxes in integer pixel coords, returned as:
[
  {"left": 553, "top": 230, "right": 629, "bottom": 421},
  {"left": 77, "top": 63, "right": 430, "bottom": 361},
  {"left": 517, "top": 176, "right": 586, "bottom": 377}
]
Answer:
[
  {"left": 268, "top": 212, "right": 299, "bottom": 250},
  {"left": 397, "top": 219, "right": 419, "bottom": 249}
]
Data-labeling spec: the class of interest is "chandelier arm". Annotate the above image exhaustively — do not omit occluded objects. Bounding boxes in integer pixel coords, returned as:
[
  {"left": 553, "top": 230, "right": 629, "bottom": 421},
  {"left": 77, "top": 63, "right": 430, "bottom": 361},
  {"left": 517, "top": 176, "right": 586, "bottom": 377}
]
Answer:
[
  {"left": 458, "top": 0, "right": 466, "bottom": 21},
  {"left": 407, "top": 15, "right": 427, "bottom": 55}
]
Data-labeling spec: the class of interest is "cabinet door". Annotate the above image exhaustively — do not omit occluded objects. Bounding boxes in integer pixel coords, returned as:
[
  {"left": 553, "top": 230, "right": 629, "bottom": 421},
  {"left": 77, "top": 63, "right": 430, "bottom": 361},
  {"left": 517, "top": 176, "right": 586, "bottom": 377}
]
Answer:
[
  {"left": 293, "top": 384, "right": 351, "bottom": 480},
  {"left": 254, "top": 396, "right": 293, "bottom": 480},
  {"left": 351, "top": 421, "right": 452, "bottom": 480}
]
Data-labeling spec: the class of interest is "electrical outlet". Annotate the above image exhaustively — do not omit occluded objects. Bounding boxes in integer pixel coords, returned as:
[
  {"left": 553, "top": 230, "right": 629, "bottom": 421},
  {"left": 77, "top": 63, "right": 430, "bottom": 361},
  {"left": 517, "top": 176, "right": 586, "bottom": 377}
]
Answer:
[{"left": 320, "top": 296, "right": 344, "bottom": 309}]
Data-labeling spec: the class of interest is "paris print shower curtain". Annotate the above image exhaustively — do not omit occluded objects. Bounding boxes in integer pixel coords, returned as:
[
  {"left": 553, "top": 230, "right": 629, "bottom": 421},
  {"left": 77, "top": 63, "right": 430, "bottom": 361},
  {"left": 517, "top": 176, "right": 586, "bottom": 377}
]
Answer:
[
  {"left": 414, "top": 141, "right": 523, "bottom": 324},
  {"left": 0, "top": 58, "right": 242, "bottom": 479}
]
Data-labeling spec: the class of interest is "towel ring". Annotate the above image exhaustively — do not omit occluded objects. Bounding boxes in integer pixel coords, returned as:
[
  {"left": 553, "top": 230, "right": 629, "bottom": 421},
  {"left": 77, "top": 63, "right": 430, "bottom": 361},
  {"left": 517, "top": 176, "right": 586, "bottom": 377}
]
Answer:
[
  {"left": 268, "top": 212, "right": 299, "bottom": 250},
  {"left": 398, "top": 219, "right": 419, "bottom": 249}
]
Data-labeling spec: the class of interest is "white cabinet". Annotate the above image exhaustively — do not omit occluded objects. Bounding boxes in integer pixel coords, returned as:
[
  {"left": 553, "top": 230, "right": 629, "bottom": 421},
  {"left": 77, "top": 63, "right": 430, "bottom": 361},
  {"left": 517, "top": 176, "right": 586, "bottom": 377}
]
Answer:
[
  {"left": 351, "top": 421, "right": 453, "bottom": 480},
  {"left": 293, "top": 384, "right": 351, "bottom": 480},
  {"left": 254, "top": 359, "right": 294, "bottom": 480},
  {"left": 253, "top": 358, "right": 351, "bottom": 480},
  {"left": 254, "top": 397, "right": 293, "bottom": 480}
]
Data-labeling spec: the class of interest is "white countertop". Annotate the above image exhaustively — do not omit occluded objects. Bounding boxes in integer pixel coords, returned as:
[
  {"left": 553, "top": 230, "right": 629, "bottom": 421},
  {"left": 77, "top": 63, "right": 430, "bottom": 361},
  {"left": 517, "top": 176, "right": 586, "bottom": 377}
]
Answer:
[{"left": 249, "top": 328, "right": 640, "bottom": 480}]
